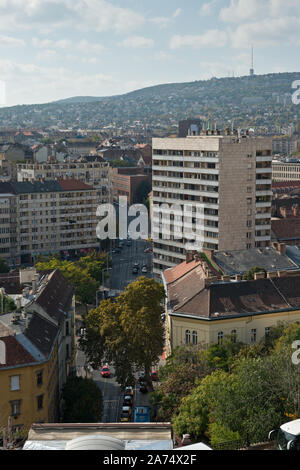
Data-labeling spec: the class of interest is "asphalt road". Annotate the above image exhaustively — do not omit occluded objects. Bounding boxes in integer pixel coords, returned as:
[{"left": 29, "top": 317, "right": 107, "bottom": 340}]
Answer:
[
  {"left": 108, "top": 238, "right": 153, "bottom": 293},
  {"left": 75, "top": 238, "right": 154, "bottom": 423}
]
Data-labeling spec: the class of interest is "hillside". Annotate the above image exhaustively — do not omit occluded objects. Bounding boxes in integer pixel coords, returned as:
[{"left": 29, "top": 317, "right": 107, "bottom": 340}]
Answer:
[{"left": 0, "top": 72, "right": 299, "bottom": 130}]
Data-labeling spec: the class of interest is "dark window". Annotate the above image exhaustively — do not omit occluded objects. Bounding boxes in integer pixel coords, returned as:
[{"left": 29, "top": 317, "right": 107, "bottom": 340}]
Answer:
[
  {"left": 37, "top": 395, "right": 44, "bottom": 410},
  {"left": 36, "top": 371, "right": 43, "bottom": 387}
]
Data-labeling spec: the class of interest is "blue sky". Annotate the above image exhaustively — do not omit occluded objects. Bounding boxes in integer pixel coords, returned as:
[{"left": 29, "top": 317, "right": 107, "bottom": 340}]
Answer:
[{"left": 0, "top": 0, "right": 299, "bottom": 106}]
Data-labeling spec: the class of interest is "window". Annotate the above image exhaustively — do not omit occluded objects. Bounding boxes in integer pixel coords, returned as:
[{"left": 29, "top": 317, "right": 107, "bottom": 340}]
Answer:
[
  {"left": 231, "top": 330, "right": 237, "bottom": 343},
  {"left": 251, "top": 328, "right": 257, "bottom": 343},
  {"left": 247, "top": 232, "right": 252, "bottom": 239},
  {"left": 217, "top": 331, "right": 223, "bottom": 344},
  {"left": 36, "top": 371, "right": 43, "bottom": 387},
  {"left": 37, "top": 395, "right": 44, "bottom": 410},
  {"left": 265, "top": 327, "right": 271, "bottom": 337},
  {"left": 192, "top": 331, "right": 198, "bottom": 345},
  {"left": 247, "top": 220, "right": 252, "bottom": 227},
  {"left": 185, "top": 330, "right": 191, "bottom": 345},
  {"left": 10, "top": 375, "right": 20, "bottom": 391},
  {"left": 66, "top": 321, "right": 69, "bottom": 336},
  {"left": 10, "top": 400, "right": 21, "bottom": 417}
]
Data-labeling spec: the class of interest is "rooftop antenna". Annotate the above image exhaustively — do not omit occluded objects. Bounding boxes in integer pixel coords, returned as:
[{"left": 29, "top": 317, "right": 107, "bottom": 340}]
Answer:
[{"left": 250, "top": 45, "right": 254, "bottom": 76}]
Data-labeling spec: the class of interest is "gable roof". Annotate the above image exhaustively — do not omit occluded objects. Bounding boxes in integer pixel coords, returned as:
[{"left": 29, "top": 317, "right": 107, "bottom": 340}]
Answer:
[
  {"left": 0, "top": 335, "right": 35, "bottom": 368},
  {"left": 33, "top": 270, "right": 74, "bottom": 325}
]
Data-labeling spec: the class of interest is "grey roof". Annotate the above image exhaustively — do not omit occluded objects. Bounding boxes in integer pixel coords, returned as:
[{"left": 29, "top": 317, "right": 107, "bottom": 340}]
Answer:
[
  {"left": 213, "top": 247, "right": 297, "bottom": 275},
  {"left": 285, "top": 245, "right": 300, "bottom": 268}
]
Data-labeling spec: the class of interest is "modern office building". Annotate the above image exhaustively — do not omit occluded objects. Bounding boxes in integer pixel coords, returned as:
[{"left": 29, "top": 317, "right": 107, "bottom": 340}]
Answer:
[
  {"left": 152, "top": 131, "right": 272, "bottom": 279},
  {"left": 0, "top": 179, "right": 100, "bottom": 266}
]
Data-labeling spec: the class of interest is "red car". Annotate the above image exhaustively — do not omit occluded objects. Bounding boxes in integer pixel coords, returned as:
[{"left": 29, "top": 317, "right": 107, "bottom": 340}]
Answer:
[
  {"left": 151, "top": 371, "right": 159, "bottom": 381},
  {"left": 100, "top": 366, "right": 111, "bottom": 378}
]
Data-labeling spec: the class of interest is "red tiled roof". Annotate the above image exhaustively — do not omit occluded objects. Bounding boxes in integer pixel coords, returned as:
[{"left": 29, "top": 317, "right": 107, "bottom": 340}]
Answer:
[
  {"left": 0, "top": 335, "right": 35, "bottom": 368},
  {"left": 58, "top": 179, "right": 94, "bottom": 191},
  {"left": 164, "top": 259, "right": 202, "bottom": 285}
]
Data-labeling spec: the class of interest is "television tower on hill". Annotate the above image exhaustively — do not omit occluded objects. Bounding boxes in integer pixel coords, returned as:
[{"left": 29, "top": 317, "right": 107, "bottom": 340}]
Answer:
[{"left": 250, "top": 45, "right": 254, "bottom": 76}]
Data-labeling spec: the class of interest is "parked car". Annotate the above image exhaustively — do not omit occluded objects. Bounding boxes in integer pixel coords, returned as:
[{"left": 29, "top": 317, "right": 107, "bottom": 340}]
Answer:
[
  {"left": 144, "top": 247, "right": 153, "bottom": 253},
  {"left": 125, "top": 386, "right": 134, "bottom": 396},
  {"left": 141, "top": 266, "right": 147, "bottom": 273},
  {"left": 123, "top": 395, "right": 133, "bottom": 406},
  {"left": 120, "top": 406, "right": 131, "bottom": 422},
  {"left": 138, "top": 372, "right": 145, "bottom": 383},
  {"left": 100, "top": 365, "right": 111, "bottom": 378},
  {"left": 127, "top": 240, "right": 132, "bottom": 246},
  {"left": 151, "top": 371, "right": 159, "bottom": 381},
  {"left": 139, "top": 382, "right": 148, "bottom": 393},
  {"left": 132, "top": 266, "right": 138, "bottom": 274}
]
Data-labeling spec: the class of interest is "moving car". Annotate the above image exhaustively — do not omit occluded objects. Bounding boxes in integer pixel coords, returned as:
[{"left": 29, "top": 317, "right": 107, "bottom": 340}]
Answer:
[
  {"left": 134, "top": 406, "right": 150, "bottom": 423},
  {"left": 123, "top": 395, "right": 133, "bottom": 406},
  {"left": 100, "top": 365, "right": 111, "bottom": 378},
  {"left": 120, "top": 406, "right": 131, "bottom": 422},
  {"left": 144, "top": 247, "right": 152, "bottom": 253}
]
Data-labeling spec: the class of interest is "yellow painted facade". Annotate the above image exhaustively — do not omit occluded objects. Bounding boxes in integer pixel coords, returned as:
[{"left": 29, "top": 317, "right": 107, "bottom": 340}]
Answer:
[
  {"left": 0, "top": 343, "right": 59, "bottom": 431},
  {"left": 166, "top": 309, "right": 300, "bottom": 355}
]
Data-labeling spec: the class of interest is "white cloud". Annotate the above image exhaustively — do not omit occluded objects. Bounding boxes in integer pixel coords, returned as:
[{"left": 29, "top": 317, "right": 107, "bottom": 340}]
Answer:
[
  {"left": 170, "top": 30, "right": 228, "bottom": 49},
  {"left": 0, "top": 35, "right": 25, "bottom": 47},
  {"left": 173, "top": 8, "right": 182, "bottom": 18},
  {"left": 118, "top": 36, "right": 154, "bottom": 48},
  {"left": 0, "top": 0, "right": 145, "bottom": 33},
  {"left": 199, "top": 0, "right": 219, "bottom": 16}
]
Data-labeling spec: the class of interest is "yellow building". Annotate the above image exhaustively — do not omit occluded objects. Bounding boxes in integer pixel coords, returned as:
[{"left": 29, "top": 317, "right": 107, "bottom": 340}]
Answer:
[
  {"left": 162, "top": 257, "right": 300, "bottom": 355},
  {"left": 0, "top": 312, "right": 59, "bottom": 432}
]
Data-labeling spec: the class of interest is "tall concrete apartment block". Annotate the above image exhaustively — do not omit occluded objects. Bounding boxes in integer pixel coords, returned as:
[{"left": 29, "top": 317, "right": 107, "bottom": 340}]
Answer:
[{"left": 152, "top": 133, "right": 273, "bottom": 278}]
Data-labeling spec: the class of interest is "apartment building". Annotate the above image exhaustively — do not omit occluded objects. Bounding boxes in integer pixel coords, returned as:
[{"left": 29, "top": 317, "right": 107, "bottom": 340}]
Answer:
[
  {"left": 0, "top": 179, "right": 100, "bottom": 266},
  {"left": 272, "top": 159, "right": 300, "bottom": 182},
  {"left": 152, "top": 132, "right": 272, "bottom": 279},
  {"left": 17, "top": 159, "right": 110, "bottom": 204}
]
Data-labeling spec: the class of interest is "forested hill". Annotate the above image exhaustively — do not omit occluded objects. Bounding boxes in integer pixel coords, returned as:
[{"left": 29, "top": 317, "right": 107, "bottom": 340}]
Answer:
[{"left": 0, "top": 72, "right": 299, "bottom": 130}]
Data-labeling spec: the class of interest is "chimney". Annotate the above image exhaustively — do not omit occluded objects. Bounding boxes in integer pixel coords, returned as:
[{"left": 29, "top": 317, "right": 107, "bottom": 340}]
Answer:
[
  {"left": 254, "top": 272, "right": 266, "bottom": 280},
  {"left": 235, "top": 274, "right": 242, "bottom": 281},
  {"left": 278, "top": 243, "right": 286, "bottom": 255},
  {"left": 15, "top": 297, "right": 22, "bottom": 309},
  {"left": 194, "top": 253, "right": 201, "bottom": 262},
  {"left": 186, "top": 251, "right": 196, "bottom": 263},
  {"left": 277, "top": 270, "right": 287, "bottom": 278},
  {"left": 292, "top": 204, "right": 298, "bottom": 217}
]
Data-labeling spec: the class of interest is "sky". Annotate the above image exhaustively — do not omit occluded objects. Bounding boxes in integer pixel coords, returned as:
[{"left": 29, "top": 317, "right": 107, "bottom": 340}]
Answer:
[{"left": 0, "top": 0, "right": 300, "bottom": 107}]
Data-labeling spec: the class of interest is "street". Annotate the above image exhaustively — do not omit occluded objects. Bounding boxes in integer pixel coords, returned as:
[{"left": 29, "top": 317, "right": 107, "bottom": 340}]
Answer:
[{"left": 75, "top": 236, "right": 154, "bottom": 423}]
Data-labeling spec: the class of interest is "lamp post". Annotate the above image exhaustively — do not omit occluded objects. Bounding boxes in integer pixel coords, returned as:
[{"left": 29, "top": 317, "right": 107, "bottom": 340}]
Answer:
[{"left": 96, "top": 267, "right": 112, "bottom": 307}]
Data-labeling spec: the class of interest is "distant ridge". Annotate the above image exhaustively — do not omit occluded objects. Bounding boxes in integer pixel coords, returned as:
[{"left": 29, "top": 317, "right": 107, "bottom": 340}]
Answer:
[{"left": 0, "top": 72, "right": 299, "bottom": 130}]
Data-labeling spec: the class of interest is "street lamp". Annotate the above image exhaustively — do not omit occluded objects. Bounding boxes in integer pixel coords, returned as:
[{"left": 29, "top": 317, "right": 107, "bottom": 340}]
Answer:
[{"left": 96, "top": 267, "right": 112, "bottom": 307}]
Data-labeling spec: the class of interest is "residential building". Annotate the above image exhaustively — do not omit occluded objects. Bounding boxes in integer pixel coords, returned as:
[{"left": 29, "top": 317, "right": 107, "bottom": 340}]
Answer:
[
  {"left": 152, "top": 132, "right": 273, "bottom": 279},
  {"left": 0, "top": 312, "right": 60, "bottom": 430},
  {"left": 0, "top": 268, "right": 75, "bottom": 430},
  {"left": 162, "top": 257, "right": 300, "bottom": 355},
  {"left": 272, "top": 136, "right": 300, "bottom": 156},
  {"left": 112, "top": 167, "right": 152, "bottom": 205},
  {"left": 0, "top": 179, "right": 100, "bottom": 266},
  {"left": 17, "top": 159, "right": 110, "bottom": 204},
  {"left": 272, "top": 218, "right": 300, "bottom": 246},
  {"left": 272, "top": 158, "right": 300, "bottom": 181}
]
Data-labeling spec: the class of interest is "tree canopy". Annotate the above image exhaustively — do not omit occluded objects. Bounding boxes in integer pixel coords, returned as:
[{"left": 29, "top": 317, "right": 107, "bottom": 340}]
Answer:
[
  {"left": 80, "top": 276, "right": 165, "bottom": 388},
  {"left": 62, "top": 376, "right": 103, "bottom": 422},
  {"left": 0, "top": 257, "right": 9, "bottom": 274}
]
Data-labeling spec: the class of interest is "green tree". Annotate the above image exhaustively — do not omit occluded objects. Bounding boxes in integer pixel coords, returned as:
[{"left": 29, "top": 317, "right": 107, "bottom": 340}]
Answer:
[
  {"left": 0, "top": 294, "right": 16, "bottom": 314},
  {"left": 80, "top": 277, "right": 165, "bottom": 389},
  {"left": 242, "top": 266, "right": 266, "bottom": 280},
  {"left": 62, "top": 376, "right": 103, "bottom": 422},
  {"left": 35, "top": 257, "right": 99, "bottom": 308},
  {"left": 0, "top": 257, "right": 9, "bottom": 273}
]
